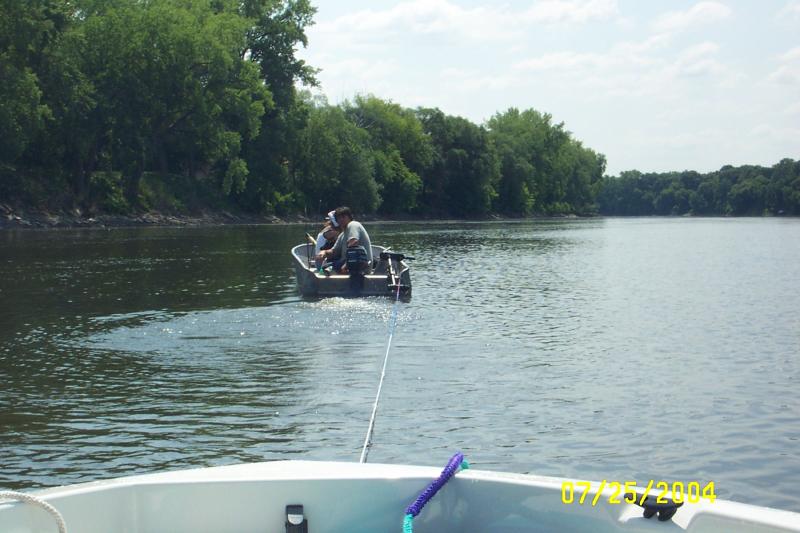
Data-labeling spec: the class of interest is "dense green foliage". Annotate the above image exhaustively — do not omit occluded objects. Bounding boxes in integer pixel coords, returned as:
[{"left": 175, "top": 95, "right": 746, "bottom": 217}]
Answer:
[
  {"left": 1, "top": 2, "right": 795, "bottom": 219},
  {"left": 0, "top": 0, "right": 605, "bottom": 218},
  {"left": 487, "top": 108, "right": 605, "bottom": 215},
  {"left": 0, "top": 0, "right": 306, "bottom": 213},
  {"left": 598, "top": 159, "right": 800, "bottom": 216}
]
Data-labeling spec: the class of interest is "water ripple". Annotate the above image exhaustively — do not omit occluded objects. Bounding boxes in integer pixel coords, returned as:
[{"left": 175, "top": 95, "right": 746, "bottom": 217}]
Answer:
[{"left": 0, "top": 220, "right": 799, "bottom": 513}]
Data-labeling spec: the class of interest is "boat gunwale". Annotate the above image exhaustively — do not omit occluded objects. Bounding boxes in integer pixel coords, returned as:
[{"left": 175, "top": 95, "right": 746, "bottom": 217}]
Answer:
[{"left": 4, "top": 460, "right": 800, "bottom": 531}]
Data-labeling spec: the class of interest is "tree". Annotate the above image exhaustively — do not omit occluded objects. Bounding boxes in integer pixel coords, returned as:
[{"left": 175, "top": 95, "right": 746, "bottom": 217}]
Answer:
[
  {"left": 294, "top": 103, "right": 379, "bottom": 214},
  {"left": 488, "top": 107, "right": 603, "bottom": 215},
  {"left": 598, "top": 160, "right": 800, "bottom": 216},
  {"left": 238, "top": 0, "right": 318, "bottom": 214},
  {"left": 0, "top": 0, "right": 69, "bottom": 172},
  {"left": 729, "top": 175, "right": 769, "bottom": 215},
  {"left": 345, "top": 95, "right": 433, "bottom": 213},
  {"left": 417, "top": 108, "right": 499, "bottom": 216},
  {"left": 71, "top": 0, "right": 270, "bottom": 203},
  {"left": 241, "top": 0, "right": 317, "bottom": 108}
]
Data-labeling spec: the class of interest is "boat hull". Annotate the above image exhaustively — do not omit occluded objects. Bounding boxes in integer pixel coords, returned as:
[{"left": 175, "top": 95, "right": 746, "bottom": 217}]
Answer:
[
  {"left": 292, "top": 244, "right": 412, "bottom": 298},
  {"left": 1, "top": 461, "right": 798, "bottom": 533}
]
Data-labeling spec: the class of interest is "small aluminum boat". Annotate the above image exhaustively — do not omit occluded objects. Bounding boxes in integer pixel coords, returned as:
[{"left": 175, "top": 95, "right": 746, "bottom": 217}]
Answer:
[
  {"left": 291, "top": 244, "right": 412, "bottom": 298},
  {"left": 1, "top": 460, "right": 798, "bottom": 532}
]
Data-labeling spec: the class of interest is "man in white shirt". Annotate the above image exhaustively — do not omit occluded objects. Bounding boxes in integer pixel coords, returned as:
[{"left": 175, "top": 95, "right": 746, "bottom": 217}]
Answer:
[{"left": 316, "top": 206, "right": 372, "bottom": 272}]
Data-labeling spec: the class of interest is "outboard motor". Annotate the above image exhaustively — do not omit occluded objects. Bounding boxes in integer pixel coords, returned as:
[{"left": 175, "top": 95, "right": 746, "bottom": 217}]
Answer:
[
  {"left": 380, "top": 251, "right": 414, "bottom": 294},
  {"left": 346, "top": 245, "right": 369, "bottom": 294}
]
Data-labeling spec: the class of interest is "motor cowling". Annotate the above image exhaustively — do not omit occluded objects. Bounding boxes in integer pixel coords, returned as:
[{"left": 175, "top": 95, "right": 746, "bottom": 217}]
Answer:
[
  {"left": 347, "top": 246, "right": 369, "bottom": 294},
  {"left": 346, "top": 246, "right": 370, "bottom": 274}
]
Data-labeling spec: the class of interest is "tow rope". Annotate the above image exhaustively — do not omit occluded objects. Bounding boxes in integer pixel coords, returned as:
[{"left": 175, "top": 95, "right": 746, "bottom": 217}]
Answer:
[
  {"left": 0, "top": 491, "right": 68, "bottom": 533},
  {"left": 359, "top": 273, "right": 404, "bottom": 464}
]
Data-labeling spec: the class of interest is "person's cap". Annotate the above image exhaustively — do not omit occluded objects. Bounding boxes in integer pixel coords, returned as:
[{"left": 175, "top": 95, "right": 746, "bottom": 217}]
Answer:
[{"left": 325, "top": 210, "right": 339, "bottom": 228}]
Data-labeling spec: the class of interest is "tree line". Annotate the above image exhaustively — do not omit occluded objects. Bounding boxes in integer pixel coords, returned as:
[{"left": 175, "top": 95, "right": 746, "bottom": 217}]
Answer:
[
  {"left": 1, "top": 1, "right": 796, "bottom": 219},
  {"left": 597, "top": 159, "right": 800, "bottom": 216},
  {"left": 0, "top": 0, "right": 605, "bottom": 218}
]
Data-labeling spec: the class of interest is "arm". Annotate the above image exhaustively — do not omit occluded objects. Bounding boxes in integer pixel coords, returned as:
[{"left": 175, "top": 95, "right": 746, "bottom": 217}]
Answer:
[{"left": 317, "top": 232, "right": 344, "bottom": 260}]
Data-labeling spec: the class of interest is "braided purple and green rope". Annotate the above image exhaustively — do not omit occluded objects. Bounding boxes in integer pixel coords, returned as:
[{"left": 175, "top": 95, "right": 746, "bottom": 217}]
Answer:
[{"left": 402, "top": 452, "right": 470, "bottom": 533}]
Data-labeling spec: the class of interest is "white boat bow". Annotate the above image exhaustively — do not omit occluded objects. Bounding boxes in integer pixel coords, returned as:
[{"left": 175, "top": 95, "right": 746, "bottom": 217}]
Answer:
[{"left": 1, "top": 460, "right": 798, "bottom": 532}]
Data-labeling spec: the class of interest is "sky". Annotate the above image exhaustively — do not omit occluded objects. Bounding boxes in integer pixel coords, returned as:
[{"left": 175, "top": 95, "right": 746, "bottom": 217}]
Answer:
[{"left": 297, "top": 0, "right": 800, "bottom": 175}]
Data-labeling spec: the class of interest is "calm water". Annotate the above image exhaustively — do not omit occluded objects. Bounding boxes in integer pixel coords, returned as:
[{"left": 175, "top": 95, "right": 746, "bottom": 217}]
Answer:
[{"left": 1, "top": 218, "right": 799, "bottom": 511}]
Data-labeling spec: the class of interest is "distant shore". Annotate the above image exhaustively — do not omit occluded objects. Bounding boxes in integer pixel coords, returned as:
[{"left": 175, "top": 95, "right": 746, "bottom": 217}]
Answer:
[
  {"left": 5, "top": 205, "right": 797, "bottom": 230},
  {"left": 0, "top": 204, "right": 310, "bottom": 230},
  {"left": 0, "top": 204, "right": 589, "bottom": 230}
]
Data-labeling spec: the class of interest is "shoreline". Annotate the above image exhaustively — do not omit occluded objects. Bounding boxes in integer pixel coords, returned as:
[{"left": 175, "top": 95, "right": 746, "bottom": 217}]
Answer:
[
  {"left": 0, "top": 205, "right": 585, "bottom": 230},
  {"left": 5, "top": 205, "right": 789, "bottom": 230},
  {"left": 0, "top": 205, "right": 313, "bottom": 230}
]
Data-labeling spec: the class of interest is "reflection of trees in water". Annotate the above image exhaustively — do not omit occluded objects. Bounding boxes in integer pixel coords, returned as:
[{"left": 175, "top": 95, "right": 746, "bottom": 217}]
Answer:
[
  {"left": 0, "top": 310, "right": 310, "bottom": 490},
  {"left": 0, "top": 226, "right": 327, "bottom": 490}
]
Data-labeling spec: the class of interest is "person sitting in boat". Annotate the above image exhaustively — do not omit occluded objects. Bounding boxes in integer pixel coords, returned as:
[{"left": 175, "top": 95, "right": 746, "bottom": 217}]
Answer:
[
  {"left": 314, "top": 211, "right": 341, "bottom": 256},
  {"left": 342, "top": 237, "right": 371, "bottom": 275},
  {"left": 313, "top": 221, "right": 340, "bottom": 270},
  {"left": 316, "top": 206, "right": 372, "bottom": 273}
]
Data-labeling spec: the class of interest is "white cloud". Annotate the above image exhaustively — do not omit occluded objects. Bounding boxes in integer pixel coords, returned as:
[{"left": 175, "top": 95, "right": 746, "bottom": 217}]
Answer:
[
  {"left": 321, "top": 58, "right": 399, "bottom": 80},
  {"left": 613, "top": 34, "right": 673, "bottom": 55},
  {"left": 512, "top": 38, "right": 731, "bottom": 95},
  {"left": 312, "top": 0, "right": 620, "bottom": 48},
  {"left": 312, "top": 0, "right": 512, "bottom": 45},
  {"left": 439, "top": 68, "right": 517, "bottom": 92},
  {"left": 654, "top": 1, "right": 732, "bottom": 33},
  {"left": 514, "top": 51, "right": 609, "bottom": 71},
  {"left": 514, "top": 34, "right": 668, "bottom": 73},
  {"left": 656, "top": 128, "right": 728, "bottom": 149},
  {"left": 779, "top": 47, "right": 800, "bottom": 62},
  {"left": 766, "top": 47, "right": 800, "bottom": 86},
  {"left": 751, "top": 123, "right": 800, "bottom": 140},
  {"left": 678, "top": 41, "right": 720, "bottom": 58},
  {"left": 767, "top": 65, "right": 800, "bottom": 85},
  {"left": 306, "top": 0, "right": 627, "bottom": 108},
  {"left": 778, "top": 1, "right": 800, "bottom": 19},
  {"left": 671, "top": 42, "right": 725, "bottom": 78},
  {"left": 300, "top": 2, "right": 796, "bottom": 174},
  {"left": 523, "top": 0, "right": 619, "bottom": 24},
  {"left": 309, "top": 57, "right": 403, "bottom": 102}
]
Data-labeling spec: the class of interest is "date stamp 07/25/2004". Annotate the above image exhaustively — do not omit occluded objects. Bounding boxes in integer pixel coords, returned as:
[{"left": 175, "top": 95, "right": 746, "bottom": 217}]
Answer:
[{"left": 561, "top": 480, "right": 717, "bottom": 506}]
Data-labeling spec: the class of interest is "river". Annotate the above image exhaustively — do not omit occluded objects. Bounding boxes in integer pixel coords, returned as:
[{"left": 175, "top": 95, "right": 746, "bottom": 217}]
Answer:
[{"left": 1, "top": 218, "right": 798, "bottom": 512}]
